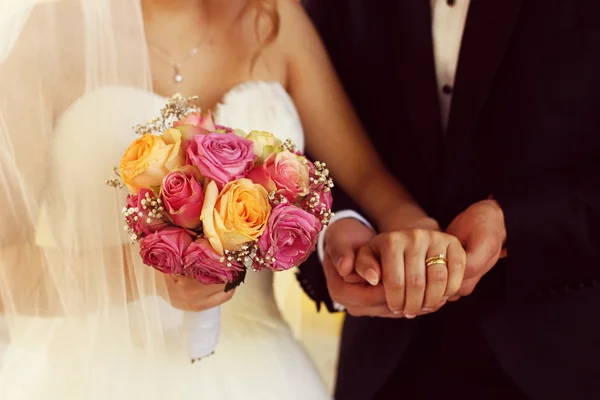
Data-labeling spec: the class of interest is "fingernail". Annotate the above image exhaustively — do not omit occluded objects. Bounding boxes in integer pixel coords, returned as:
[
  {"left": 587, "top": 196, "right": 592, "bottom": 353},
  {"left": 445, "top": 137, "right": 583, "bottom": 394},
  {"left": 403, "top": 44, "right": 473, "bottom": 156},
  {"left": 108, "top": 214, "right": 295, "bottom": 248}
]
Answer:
[
  {"left": 421, "top": 307, "right": 433, "bottom": 312},
  {"left": 365, "top": 268, "right": 379, "bottom": 286},
  {"left": 404, "top": 314, "right": 416, "bottom": 319},
  {"left": 392, "top": 310, "right": 403, "bottom": 315}
]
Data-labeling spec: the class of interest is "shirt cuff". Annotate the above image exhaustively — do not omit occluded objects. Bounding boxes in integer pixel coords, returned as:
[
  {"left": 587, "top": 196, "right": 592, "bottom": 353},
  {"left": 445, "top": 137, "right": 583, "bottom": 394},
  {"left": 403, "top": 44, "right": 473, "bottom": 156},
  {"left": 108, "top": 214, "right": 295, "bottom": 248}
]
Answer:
[{"left": 317, "top": 210, "right": 374, "bottom": 263}]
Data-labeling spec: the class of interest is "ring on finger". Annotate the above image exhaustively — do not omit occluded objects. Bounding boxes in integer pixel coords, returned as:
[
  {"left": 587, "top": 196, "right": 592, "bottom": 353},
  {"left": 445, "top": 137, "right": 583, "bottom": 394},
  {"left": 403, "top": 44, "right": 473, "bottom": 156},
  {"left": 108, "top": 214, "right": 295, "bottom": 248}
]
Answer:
[{"left": 425, "top": 254, "right": 448, "bottom": 268}]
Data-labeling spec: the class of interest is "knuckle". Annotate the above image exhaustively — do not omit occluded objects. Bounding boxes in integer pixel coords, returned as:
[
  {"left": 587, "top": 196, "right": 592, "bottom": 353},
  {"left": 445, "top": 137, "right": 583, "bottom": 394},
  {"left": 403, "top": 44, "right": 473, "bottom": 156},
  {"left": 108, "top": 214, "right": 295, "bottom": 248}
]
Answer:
[
  {"left": 454, "top": 259, "right": 466, "bottom": 272},
  {"left": 404, "top": 244, "right": 421, "bottom": 258},
  {"left": 382, "top": 233, "right": 401, "bottom": 250},
  {"left": 386, "top": 273, "right": 405, "bottom": 291},
  {"left": 410, "top": 228, "right": 428, "bottom": 243},
  {"left": 429, "top": 268, "right": 447, "bottom": 284},
  {"left": 447, "top": 234, "right": 462, "bottom": 246},
  {"left": 408, "top": 273, "right": 426, "bottom": 290}
]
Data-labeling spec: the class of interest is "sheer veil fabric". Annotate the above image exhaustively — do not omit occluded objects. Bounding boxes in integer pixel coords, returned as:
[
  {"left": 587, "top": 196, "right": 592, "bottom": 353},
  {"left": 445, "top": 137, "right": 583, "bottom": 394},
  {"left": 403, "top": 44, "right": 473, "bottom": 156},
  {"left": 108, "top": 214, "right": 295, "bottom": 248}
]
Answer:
[
  {"left": 0, "top": 0, "right": 167, "bottom": 394},
  {"left": 0, "top": 1, "right": 340, "bottom": 397}
]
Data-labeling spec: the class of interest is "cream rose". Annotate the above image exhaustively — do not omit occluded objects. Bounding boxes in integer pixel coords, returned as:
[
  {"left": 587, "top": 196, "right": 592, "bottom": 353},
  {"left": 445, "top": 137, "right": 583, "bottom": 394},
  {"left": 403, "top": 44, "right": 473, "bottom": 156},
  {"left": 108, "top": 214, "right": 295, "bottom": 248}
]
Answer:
[
  {"left": 120, "top": 129, "right": 184, "bottom": 193},
  {"left": 200, "top": 179, "right": 271, "bottom": 255},
  {"left": 246, "top": 130, "right": 283, "bottom": 164}
]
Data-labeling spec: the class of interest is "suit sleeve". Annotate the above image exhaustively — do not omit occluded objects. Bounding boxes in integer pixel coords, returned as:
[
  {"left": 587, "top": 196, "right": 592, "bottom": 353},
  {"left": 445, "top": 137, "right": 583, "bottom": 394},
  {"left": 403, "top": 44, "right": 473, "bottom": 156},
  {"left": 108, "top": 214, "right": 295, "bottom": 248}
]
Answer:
[{"left": 494, "top": 162, "right": 600, "bottom": 300}]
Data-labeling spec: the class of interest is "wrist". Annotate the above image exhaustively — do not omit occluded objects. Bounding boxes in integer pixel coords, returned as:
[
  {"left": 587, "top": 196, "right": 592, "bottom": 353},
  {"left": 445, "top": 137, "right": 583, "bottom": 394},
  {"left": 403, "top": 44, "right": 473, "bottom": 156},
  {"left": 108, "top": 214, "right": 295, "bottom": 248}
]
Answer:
[{"left": 377, "top": 206, "right": 439, "bottom": 232}]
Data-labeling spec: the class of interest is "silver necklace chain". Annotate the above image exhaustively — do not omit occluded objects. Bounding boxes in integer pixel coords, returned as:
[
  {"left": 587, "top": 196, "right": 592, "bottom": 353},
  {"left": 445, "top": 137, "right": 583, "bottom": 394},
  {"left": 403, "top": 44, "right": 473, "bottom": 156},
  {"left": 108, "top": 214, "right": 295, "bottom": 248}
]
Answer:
[{"left": 149, "top": 35, "right": 208, "bottom": 84}]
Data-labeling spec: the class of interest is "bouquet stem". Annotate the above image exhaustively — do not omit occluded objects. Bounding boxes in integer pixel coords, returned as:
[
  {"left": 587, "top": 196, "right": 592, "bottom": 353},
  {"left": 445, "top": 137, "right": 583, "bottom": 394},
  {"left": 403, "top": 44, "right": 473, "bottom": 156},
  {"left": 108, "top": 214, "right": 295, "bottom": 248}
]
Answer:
[{"left": 182, "top": 306, "right": 221, "bottom": 363}]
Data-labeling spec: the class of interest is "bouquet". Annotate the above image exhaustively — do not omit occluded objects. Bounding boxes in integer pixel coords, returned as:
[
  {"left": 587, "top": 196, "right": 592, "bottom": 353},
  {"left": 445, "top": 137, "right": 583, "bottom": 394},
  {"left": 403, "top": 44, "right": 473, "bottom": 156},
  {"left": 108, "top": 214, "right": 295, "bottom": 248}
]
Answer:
[{"left": 107, "top": 94, "right": 333, "bottom": 362}]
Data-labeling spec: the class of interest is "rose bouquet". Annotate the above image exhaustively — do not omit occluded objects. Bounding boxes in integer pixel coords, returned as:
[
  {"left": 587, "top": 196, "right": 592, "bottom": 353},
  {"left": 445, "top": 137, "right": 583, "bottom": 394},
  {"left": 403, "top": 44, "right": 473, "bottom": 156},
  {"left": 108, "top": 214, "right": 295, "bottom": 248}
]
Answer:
[{"left": 107, "top": 94, "right": 333, "bottom": 362}]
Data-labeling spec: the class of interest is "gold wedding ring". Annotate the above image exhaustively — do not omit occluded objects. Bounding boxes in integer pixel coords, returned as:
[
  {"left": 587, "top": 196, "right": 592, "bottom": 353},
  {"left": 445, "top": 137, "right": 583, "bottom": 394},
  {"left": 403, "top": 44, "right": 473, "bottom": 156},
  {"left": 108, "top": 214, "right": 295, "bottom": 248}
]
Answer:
[{"left": 425, "top": 254, "right": 448, "bottom": 268}]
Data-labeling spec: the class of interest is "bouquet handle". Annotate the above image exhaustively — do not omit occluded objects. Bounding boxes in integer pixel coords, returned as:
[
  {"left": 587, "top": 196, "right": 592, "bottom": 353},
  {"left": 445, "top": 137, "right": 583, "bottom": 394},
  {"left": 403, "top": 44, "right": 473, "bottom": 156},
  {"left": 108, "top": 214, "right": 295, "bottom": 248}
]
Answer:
[{"left": 182, "top": 306, "right": 221, "bottom": 363}]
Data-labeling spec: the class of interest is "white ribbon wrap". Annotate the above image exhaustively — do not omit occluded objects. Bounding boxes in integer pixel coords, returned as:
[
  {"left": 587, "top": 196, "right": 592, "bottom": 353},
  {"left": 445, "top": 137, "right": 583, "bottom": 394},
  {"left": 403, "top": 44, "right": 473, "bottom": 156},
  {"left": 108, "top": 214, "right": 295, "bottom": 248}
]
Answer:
[{"left": 182, "top": 306, "right": 221, "bottom": 363}]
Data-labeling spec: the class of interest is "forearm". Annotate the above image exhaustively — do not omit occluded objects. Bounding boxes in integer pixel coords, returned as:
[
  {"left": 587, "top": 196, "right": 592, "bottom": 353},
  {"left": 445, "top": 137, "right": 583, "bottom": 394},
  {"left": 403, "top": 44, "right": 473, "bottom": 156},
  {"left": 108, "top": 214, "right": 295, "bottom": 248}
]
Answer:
[{"left": 353, "top": 168, "right": 438, "bottom": 232}]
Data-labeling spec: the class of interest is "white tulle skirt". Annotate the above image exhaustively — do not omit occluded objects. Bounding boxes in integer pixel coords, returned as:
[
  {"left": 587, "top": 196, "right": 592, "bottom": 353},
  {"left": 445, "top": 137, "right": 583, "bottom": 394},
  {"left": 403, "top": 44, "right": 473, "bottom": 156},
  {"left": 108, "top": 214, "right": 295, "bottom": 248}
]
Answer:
[{"left": 0, "top": 296, "right": 330, "bottom": 400}]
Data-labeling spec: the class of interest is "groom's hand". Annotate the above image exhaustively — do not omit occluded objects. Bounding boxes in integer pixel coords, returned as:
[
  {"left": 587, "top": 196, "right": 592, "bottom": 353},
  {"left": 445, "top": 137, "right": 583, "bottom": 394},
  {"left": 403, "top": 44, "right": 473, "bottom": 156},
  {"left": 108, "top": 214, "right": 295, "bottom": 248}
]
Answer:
[
  {"left": 446, "top": 199, "right": 506, "bottom": 299},
  {"left": 323, "top": 219, "right": 400, "bottom": 318}
]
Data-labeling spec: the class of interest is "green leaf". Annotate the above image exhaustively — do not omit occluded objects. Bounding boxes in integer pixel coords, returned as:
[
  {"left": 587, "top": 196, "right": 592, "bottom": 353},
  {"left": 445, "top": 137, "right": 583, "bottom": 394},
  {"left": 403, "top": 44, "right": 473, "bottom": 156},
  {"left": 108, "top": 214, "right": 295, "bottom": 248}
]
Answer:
[{"left": 224, "top": 268, "right": 247, "bottom": 293}]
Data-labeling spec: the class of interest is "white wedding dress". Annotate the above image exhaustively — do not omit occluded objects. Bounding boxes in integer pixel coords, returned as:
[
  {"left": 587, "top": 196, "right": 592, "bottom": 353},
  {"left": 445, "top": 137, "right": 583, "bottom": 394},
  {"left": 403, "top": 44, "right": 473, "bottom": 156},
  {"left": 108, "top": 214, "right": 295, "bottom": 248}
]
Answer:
[{"left": 0, "top": 82, "right": 330, "bottom": 400}]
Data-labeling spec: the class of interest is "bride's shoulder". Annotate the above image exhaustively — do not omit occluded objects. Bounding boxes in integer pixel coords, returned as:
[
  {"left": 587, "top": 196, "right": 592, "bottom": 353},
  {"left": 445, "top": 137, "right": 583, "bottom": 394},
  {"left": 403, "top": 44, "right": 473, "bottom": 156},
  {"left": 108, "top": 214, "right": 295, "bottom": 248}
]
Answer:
[{"left": 274, "top": 0, "right": 325, "bottom": 57}]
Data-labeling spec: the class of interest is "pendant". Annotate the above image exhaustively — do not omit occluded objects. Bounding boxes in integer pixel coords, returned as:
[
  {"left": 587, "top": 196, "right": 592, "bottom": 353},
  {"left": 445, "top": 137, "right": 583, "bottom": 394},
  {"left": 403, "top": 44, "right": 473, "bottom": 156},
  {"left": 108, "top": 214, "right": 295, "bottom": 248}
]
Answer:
[{"left": 173, "top": 65, "right": 183, "bottom": 84}]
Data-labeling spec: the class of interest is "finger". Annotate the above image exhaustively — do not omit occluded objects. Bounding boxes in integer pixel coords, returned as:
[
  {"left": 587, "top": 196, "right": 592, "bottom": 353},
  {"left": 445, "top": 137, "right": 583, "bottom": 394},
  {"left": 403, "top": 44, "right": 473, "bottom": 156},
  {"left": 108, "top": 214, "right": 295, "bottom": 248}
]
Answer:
[
  {"left": 420, "top": 299, "right": 448, "bottom": 316},
  {"left": 458, "top": 276, "right": 480, "bottom": 297},
  {"left": 199, "top": 289, "right": 235, "bottom": 310},
  {"left": 421, "top": 240, "right": 449, "bottom": 310},
  {"left": 323, "top": 256, "right": 387, "bottom": 308},
  {"left": 402, "top": 232, "right": 428, "bottom": 318},
  {"left": 464, "top": 228, "right": 499, "bottom": 279},
  {"left": 355, "top": 245, "right": 381, "bottom": 286},
  {"left": 346, "top": 304, "right": 404, "bottom": 319},
  {"left": 325, "top": 232, "right": 357, "bottom": 278},
  {"left": 444, "top": 238, "right": 466, "bottom": 298},
  {"left": 448, "top": 295, "right": 461, "bottom": 302},
  {"left": 422, "top": 266, "right": 448, "bottom": 311},
  {"left": 372, "top": 234, "right": 406, "bottom": 314},
  {"left": 343, "top": 271, "right": 368, "bottom": 284}
]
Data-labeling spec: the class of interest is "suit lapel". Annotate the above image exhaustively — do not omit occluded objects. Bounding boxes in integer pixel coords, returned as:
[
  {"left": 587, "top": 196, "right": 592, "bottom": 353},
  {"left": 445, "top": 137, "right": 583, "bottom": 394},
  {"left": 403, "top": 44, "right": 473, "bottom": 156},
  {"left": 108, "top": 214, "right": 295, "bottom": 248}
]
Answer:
[{"left": 445, "top": 0, "right": 523, "bottom": 156}]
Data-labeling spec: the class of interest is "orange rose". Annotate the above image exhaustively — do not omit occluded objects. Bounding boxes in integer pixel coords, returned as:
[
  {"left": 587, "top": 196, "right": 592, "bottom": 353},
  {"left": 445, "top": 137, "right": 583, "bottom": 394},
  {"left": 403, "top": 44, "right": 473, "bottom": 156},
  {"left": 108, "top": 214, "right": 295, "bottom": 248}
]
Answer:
[
  {"left": 201, "top": 179, "right": 271, "bottom": 255},
  {"left": 120, "top": 129, "right": 184, "bottom": 193}
]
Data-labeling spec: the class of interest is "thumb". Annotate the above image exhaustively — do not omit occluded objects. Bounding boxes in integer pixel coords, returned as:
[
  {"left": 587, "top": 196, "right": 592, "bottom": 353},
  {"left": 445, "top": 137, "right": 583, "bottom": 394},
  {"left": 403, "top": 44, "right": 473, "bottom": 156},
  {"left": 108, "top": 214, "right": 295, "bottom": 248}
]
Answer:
[
  {"left": 464, "top": 230, "right": 497, "bottom": 278},
  {"left": 325, "top": 233, "right": 356, "bottom": 278}
]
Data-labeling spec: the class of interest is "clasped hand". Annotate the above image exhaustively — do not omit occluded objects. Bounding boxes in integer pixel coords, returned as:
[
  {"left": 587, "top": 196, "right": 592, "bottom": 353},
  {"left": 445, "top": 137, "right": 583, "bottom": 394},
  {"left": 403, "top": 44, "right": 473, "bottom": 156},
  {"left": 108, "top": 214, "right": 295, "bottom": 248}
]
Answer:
[{"left": 323, "top": 200, "right": 506, "bottom": 318}]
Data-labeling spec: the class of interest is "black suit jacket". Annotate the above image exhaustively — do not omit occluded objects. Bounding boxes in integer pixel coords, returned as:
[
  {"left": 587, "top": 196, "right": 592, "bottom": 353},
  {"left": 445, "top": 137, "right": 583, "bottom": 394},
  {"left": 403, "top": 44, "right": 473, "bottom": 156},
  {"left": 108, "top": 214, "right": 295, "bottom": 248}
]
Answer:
[{"left": 298, "top": 1, "right": 600, "bottom": 399}]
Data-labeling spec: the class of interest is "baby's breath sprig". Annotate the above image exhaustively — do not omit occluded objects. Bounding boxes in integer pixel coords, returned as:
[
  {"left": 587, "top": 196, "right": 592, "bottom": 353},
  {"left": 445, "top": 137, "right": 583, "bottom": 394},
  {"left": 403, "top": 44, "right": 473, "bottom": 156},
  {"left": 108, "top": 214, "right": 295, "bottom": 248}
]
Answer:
[
  {"left": 105, "top": 167, "right": 124, "bottom": 189},
  {"left": 305, "top": 161, "right": 335, "bottom": 225},
  {"left": 310, "top": 161, "right": 334, "bottom": 192},
  {"left": 220, "top": 242, "right": 268, "bottom": 272},
  {"left": 121, "top": 192, "right": 166, "bottom": 243},
  {"left": 267, "top": 191, "right": 289, "bottom": 207},
  {"left": 134, "top": 93, "right": 200, "bottom": 135},
  {"left": 282, "top": 138, "right": 296, "bottom": 152}
]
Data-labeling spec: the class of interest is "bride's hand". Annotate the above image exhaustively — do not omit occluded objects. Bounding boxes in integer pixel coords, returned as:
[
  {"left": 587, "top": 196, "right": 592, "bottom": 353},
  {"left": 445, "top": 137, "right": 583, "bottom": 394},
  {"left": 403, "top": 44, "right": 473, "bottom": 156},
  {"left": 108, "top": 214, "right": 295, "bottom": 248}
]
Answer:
[
  {"left": 355, "top": 229, "right": 466, "bottom": 318},
  {"left": 165, "top": 276, "right": 235, "bottom": 312}
]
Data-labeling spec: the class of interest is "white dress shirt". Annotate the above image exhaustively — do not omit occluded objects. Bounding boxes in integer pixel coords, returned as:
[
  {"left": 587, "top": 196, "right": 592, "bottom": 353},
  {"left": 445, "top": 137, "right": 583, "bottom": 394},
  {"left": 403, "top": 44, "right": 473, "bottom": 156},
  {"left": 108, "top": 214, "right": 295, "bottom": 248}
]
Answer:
[{"left": 317, "top": 0, "right": 471, "bottom": 264}]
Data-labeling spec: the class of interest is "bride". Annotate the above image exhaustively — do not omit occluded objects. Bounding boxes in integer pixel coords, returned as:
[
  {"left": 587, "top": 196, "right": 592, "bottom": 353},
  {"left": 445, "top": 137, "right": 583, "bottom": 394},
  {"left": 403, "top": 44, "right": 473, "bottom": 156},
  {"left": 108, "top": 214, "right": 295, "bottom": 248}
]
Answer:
[{"left": 0, "top": 0, "right": 419, "bottom": 399}]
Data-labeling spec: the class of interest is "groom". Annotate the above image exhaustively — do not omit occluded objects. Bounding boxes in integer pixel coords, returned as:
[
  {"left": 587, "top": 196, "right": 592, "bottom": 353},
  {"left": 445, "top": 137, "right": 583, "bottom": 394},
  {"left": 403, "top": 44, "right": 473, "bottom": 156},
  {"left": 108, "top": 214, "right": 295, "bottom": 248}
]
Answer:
[{"left": 299, "top": 1, "right": 600, "bottom": 399}]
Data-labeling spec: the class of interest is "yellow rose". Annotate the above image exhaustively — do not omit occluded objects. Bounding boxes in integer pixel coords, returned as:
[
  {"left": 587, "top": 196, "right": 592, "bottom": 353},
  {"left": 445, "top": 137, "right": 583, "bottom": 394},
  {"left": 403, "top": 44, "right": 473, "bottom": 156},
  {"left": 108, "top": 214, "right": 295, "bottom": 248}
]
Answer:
[
  {"left": 120, "top": 129, "right": 184, "bottom": 193},
  {"left": 201, "top": 179, "right": 271, "bottom": 255},
  {"left": 246, "top": 130, "right": 283, "bottom": 164}
]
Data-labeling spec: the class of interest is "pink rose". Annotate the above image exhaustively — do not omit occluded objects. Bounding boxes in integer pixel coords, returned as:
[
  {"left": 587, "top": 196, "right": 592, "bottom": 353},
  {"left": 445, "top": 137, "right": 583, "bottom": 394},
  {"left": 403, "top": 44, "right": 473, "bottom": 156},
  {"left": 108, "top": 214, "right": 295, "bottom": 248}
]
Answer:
[
  {"left": 182, "top": 238, "right": 242, "bottom": 285},
  {"left": 125, "top": 188, "right": 168, "bottom": 238},
  {"left": 258, "top": 204, "right": 322, "bottom": 271},
  {"left": 259, "top": 151, "right": 310, "bottom": 202},
  {"left": 139, "top": 227, "right": 194, "bottom": 275},
  {"left": 186, "top": 133, "right": 256, "bottom": 187},
  {"left": 247, "top": 166, "right": 277, "bottom": 192},
  {"left": 161, "top": 167, "right": 204, "bottom": 229}
]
